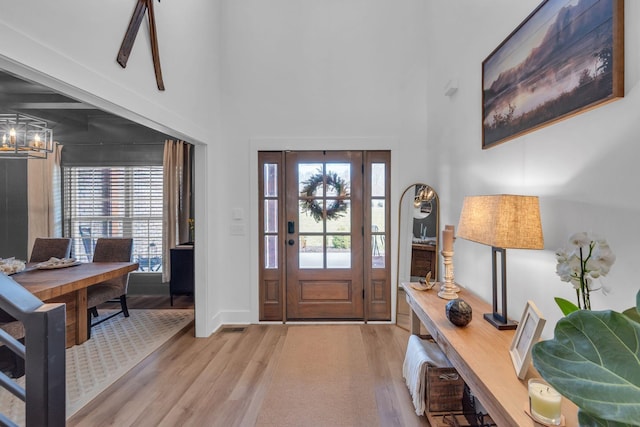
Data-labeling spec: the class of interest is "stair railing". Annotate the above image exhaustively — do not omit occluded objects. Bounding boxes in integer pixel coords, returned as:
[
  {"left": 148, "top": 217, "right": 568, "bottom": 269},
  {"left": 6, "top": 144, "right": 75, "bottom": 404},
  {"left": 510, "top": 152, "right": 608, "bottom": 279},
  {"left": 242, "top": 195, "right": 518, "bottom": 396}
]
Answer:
[{"left": 0, "top": 273, "right": 65, "bottom": 427}]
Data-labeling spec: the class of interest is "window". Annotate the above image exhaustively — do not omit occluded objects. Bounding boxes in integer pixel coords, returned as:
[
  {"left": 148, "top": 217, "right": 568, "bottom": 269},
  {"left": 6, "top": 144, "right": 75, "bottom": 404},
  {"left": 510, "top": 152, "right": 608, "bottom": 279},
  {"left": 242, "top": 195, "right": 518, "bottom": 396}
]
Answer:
[
  {"left": 370, "top": 162, "right": 386, "bottom": 268},
  {"left": 63, "top": 166, "right": 163, "bottom": 272}
]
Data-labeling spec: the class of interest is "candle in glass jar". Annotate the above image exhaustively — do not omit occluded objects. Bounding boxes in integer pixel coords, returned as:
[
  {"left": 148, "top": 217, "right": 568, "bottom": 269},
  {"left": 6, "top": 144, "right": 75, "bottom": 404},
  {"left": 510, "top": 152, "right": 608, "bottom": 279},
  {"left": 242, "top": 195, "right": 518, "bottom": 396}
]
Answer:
[
  {"left": 528, "top": 378, "right": 562, "bottom": 425},
  {"left": 442, "top": 229, "right": 453, "bottom": 252}
]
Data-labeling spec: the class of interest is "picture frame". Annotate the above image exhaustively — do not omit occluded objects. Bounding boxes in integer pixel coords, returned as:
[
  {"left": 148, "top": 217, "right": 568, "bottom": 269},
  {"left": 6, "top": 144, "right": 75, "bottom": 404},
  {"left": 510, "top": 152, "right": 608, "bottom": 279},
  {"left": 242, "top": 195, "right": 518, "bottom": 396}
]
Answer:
[
  {"left": 482, "top": 0, "right": 624, "bottom": 149},
  {"left": 509, "top": 300, "right": 546, "bottom": 379}
]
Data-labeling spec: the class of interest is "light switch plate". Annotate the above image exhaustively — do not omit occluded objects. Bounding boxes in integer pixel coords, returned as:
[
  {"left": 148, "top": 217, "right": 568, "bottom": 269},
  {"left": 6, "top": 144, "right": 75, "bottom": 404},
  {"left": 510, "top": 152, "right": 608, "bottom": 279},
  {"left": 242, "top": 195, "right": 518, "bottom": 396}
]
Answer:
[{"left": 232, "top": 208, "right": 244, "bottom": 220}]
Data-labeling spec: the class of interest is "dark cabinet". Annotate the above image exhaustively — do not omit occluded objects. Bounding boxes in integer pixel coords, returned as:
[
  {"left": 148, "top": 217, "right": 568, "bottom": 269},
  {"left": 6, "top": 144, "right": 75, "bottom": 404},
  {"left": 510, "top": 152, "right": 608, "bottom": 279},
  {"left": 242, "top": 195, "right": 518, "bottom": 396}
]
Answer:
[
  {"left": 170, "top": 245, "right": 194, "bottom": 305},
  {"left": 410, "top": 243, "right": 436, "bottom": 278}
]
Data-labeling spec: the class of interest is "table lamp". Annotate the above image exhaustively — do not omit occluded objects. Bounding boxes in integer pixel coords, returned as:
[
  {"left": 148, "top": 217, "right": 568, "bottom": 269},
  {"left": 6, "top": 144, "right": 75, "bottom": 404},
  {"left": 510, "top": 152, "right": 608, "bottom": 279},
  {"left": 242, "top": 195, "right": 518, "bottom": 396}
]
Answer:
[{"left": 456, "top": 195, "right": 543, "bottom": 330}]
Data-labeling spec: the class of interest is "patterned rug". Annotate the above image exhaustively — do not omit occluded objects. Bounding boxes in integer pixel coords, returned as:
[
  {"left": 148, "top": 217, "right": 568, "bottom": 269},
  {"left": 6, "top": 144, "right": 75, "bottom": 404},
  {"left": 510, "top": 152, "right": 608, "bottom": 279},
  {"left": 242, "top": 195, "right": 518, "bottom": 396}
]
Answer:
[{"left": 0, "top": 309, "right": 194, "bottom": 426}]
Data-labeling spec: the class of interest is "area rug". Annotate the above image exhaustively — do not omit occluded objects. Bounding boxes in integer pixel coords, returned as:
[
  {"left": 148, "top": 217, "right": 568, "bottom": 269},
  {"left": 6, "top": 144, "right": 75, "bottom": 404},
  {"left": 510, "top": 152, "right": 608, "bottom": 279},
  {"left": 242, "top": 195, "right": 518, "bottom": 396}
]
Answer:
[
  {"left": 0, "top": 309, "right": 193, "bottom": 426},
  {"left": 254, "top": 325, "right": 379, "bottom": 427}
]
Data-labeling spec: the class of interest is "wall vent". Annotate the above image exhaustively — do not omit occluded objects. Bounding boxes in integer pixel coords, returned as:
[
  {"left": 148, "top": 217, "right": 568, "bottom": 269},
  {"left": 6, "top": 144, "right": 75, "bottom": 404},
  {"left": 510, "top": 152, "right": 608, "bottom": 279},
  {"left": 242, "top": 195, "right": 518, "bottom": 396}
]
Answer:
[{"left": 219, "top": 327, "right": 246, "bottom": 333}]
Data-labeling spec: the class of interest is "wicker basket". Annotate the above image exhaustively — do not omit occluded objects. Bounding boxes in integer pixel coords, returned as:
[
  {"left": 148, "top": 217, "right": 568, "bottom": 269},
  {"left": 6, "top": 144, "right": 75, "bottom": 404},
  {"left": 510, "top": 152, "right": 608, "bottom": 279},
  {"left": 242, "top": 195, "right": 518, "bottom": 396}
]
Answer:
[{"left": 426, "top": 366, "right": 465, "bottom": 412}]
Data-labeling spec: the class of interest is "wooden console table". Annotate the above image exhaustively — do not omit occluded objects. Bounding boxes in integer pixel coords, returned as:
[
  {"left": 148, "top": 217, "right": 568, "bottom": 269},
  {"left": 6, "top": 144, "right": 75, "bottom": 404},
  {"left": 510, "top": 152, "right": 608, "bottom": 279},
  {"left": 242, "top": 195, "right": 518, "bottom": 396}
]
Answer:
[{"left": 401, "top": 283, "right": 578, "bottom": 427}]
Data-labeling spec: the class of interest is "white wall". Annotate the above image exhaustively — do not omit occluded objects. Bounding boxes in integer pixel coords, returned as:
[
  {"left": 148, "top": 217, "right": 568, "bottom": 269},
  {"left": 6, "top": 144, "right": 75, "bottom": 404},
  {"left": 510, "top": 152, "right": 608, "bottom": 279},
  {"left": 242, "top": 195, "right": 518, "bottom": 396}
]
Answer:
[
  {"left": 0, "top": 0, "right": 434, "bottom": 333},
  {"left": 425, "top": 0, "right": 640, "bottom": 338},
  {"left": 0, "top": 0, "right": 222, "bottom": 336},
  {"left": 3, "top": 0, "right": 637, "bottom": 338},
  {"left": 0, "top": 0, "right": 217, "bottom": 142},
  {"left": 218, "top": 0, "right": 432, "bottom": 323}
]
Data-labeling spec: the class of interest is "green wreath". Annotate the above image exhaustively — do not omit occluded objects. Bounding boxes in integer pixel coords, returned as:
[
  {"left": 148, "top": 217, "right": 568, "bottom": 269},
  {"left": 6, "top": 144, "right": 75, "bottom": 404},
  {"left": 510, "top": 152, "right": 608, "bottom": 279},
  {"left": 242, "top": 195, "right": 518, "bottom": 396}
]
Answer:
[{"left": 300, "top": 170, "right": 349, "bottom": 222}]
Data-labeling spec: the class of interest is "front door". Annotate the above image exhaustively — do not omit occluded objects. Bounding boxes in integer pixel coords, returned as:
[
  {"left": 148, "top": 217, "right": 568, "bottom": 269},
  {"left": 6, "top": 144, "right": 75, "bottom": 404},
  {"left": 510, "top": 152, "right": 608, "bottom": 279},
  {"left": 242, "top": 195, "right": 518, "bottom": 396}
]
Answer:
[
  {"left": 258, "top": 150, "right": 390, "bottom": 322},
  {"left": 285, "top": 151, "right": 364, "bottom": 319}
]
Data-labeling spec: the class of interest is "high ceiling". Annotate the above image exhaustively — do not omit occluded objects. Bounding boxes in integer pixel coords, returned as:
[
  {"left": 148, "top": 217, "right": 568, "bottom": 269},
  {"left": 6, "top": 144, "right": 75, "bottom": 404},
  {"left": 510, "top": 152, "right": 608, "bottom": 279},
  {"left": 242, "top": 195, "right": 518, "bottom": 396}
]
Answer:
[{"left": 0, "top": 70, "right": 171, "bottom": 145}]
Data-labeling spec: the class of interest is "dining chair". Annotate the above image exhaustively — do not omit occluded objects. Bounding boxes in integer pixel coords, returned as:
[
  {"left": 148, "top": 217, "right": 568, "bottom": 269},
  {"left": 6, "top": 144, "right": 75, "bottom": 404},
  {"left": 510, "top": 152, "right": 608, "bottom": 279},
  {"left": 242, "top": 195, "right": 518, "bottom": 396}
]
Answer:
[
  {"left": 87, "top": 238, "right": 133, "bottom": 339},
  {"left": 29, "top": 237, "right": 72, "bottom": 263},
  {"left": 79, "top": 225, "right": 94, "bottom": 261}
]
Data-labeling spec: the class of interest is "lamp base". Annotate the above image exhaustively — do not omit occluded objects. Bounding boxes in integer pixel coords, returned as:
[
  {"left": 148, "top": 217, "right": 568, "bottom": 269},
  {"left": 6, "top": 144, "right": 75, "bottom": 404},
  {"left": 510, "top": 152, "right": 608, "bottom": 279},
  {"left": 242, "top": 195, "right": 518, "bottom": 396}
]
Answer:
[
  {"left": 483, "top": 313, "right": 517, "bottom": 330},
  {"left": 438, "top": 288, "right": 458, "bottom": 300}
]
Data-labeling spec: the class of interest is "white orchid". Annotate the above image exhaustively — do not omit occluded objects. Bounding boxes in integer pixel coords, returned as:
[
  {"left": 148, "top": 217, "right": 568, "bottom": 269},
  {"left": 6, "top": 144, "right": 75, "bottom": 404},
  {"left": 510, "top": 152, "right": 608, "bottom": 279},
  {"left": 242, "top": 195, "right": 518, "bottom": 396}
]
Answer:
[
  {"left": 555, "top": 232, "right": 615, "bottom": 310},
  {"left": 569, "top": 232, "right": 591, "bottom": 247}
]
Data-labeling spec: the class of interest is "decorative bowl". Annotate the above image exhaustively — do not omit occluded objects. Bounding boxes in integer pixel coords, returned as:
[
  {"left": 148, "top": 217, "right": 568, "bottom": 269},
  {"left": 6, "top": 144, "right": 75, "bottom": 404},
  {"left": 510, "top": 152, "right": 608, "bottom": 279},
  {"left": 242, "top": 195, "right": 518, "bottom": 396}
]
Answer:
[{"left": 445, "top": 298, "right": 472, "bottom": 327}]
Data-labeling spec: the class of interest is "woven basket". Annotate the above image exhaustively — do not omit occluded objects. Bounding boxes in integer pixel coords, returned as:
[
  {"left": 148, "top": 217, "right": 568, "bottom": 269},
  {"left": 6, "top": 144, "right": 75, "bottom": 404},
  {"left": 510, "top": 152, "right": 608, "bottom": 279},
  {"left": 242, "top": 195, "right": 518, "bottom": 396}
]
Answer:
[{"left": 426, "top": 366, "right": 465, "bottom": 412}]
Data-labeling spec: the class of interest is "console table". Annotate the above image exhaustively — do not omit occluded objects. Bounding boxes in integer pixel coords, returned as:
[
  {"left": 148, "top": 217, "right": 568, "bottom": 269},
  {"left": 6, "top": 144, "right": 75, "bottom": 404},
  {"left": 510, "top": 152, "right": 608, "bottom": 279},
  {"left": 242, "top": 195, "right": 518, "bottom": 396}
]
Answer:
[{"left": 401, "top": 283, "right": 578, "bottom": 426}]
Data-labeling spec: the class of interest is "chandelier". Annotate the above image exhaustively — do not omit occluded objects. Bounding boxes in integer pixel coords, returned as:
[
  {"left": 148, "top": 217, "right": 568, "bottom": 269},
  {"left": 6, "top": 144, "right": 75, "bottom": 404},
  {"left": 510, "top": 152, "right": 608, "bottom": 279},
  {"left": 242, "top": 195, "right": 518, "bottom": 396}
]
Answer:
[
  {"left": 0, "top": 113, "right": 54, "bottom": 159},
  {"left": 413, "top": 184, "right": 436, "bottom": 219},
  {"left": 413, "top": 184, "right": 435, "bottom": 208}
]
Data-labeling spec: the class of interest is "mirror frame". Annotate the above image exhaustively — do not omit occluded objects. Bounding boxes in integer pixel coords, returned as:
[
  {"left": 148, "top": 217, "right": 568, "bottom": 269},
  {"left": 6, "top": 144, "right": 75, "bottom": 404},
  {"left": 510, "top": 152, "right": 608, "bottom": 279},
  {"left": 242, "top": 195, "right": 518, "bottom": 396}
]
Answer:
[{"left": 396, "top": 183, "right": 440, "bottom": 330}]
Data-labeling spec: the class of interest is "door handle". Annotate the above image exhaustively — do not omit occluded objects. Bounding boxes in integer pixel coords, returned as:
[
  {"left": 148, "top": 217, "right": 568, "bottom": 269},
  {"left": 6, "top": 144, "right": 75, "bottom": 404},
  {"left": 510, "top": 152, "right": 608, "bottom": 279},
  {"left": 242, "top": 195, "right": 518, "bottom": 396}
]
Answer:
[
  {"left": 288, "top": 221, "right": 295, "bottom": 234},
  {"left": 288, "top": 239, "right": 295, "bottom": 246}
]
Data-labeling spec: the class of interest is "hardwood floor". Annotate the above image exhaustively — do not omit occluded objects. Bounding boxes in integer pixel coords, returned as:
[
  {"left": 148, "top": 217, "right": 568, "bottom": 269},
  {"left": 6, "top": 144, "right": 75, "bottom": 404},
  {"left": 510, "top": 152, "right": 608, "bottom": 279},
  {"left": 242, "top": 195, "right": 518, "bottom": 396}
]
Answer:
[{"left": 68, "top": 319, "right": 429, "bottom": 426}]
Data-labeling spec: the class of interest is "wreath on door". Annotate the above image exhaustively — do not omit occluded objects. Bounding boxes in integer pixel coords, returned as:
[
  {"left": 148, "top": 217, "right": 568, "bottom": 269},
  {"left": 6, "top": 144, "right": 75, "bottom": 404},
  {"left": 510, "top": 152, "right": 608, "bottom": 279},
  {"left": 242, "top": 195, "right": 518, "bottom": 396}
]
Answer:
[{"left": 300, "top": 171, "right": 349, "bottom": 222}]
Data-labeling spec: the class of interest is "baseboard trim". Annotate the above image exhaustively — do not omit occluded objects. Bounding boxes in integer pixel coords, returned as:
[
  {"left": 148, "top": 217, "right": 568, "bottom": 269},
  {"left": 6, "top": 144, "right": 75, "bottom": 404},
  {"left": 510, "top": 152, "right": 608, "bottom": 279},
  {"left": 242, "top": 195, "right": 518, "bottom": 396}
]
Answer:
[{"left": 206, "top": 310, "right": 251, "bottom": 336}]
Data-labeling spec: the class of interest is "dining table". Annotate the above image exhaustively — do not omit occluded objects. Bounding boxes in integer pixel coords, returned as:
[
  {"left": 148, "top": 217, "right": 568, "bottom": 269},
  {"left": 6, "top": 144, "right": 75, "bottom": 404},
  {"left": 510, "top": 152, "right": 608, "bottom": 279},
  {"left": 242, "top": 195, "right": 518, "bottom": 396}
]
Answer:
[{"left": 10, "top": 261, "right": 139, "bottom": 348}]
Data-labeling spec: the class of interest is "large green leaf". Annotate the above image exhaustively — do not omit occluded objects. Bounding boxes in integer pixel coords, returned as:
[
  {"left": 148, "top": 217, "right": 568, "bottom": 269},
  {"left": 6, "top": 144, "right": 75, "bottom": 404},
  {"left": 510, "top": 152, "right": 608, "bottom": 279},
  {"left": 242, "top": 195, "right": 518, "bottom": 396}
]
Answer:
[
  {"left": 622, "top": 293, "right": 640, "bottom": 324},
  {"left": 578, "top": 410, "right": 635, "bottom": 427},
  {"left": 532, "top": 309, "right": 640, "bottom": 425},
  {"left": 555, "top": 297, "right": 580, "bottom": 316},
  {"left": 623, "top": 306, "right": 640, "bottom": 324}
]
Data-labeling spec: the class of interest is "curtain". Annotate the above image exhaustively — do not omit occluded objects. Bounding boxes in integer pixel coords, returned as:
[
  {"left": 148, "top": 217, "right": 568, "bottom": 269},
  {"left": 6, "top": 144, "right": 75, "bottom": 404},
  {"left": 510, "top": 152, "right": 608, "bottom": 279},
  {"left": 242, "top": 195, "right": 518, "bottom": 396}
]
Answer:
[
  {"left": 27, "top": 144, "right": 63, "bottom": 258},
  {"left": 162, "top": 140, "right": 192, "bottom": 283}
]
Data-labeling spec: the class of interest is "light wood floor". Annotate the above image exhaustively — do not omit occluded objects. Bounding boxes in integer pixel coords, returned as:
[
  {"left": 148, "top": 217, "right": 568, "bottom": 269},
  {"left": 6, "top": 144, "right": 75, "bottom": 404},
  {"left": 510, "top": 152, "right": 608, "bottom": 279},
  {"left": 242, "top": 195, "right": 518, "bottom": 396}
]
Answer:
[{"left": 68, "top": 301, "right": 429, "bottom": 427}]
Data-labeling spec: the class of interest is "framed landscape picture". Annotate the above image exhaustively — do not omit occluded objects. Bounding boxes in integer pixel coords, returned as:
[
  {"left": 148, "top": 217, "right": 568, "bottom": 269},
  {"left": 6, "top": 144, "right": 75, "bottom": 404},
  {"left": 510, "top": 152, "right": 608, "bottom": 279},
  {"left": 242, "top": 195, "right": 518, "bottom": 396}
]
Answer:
[{"left": 482, "top": 0, "right": 624, "bottom": 149}]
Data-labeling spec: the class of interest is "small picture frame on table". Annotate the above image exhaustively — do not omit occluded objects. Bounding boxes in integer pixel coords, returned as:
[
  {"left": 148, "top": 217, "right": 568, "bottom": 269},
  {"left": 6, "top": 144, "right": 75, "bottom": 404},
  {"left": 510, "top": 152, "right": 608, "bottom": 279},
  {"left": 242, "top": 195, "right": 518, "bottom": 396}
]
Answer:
[{"left": 509, "top": 301, "right": 546, "bottom": 380}]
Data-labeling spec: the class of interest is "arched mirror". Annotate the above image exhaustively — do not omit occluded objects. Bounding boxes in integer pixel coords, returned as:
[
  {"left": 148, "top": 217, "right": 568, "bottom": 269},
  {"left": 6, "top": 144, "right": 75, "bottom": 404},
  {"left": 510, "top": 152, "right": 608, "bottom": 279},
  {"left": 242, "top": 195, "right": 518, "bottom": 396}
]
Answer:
[{"left": 396, "top": 184, "right": 439, "bottom": 330}]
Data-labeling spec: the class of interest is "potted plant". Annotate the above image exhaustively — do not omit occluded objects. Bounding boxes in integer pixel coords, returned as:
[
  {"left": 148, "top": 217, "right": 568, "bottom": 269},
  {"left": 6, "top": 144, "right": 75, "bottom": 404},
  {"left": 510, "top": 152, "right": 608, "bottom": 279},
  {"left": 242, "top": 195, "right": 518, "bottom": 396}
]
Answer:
[
  {"left": 531, "top": 291, "right": 640, "bottom": 425},
  {"left": 532, "top": 232, "right": 640, "bottom": 426}
]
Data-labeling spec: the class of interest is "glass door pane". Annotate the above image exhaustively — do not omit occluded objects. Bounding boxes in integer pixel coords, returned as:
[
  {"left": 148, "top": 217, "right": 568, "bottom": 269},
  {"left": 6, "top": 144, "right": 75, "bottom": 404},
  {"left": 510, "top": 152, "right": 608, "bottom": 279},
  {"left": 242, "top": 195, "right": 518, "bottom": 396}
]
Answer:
[{"left": 297, "top": 162, "right": 351, "bottom": 269}]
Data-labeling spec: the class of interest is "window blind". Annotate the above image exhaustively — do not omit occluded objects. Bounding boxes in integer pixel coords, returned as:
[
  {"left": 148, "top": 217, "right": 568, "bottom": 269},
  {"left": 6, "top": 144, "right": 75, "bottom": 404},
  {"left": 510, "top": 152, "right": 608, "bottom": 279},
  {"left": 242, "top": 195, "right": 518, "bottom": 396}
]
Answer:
[{"left": 63, "top": 166, "right": 163, "bottom": 272}]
